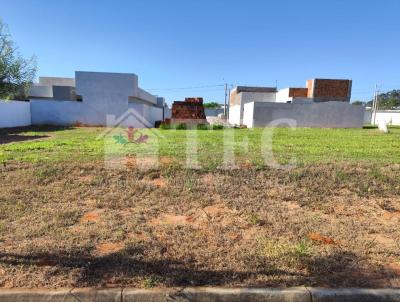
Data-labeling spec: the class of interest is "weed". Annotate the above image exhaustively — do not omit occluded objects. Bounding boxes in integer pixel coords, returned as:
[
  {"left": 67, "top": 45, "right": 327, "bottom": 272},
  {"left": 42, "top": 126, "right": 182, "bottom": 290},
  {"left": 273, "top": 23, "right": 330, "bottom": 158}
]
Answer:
[
  {"left": 185, "top": 178, "right": 195, "bottom": 190},
  {"left": 55, "top": 210, "right": 80, "bottom": 227},
  {"left": 0, "top": 222, "right": 5, "bottom": 234},
  {"left": 258, "top": 238, "right": 313, "bottom": 268},
  {"left": 294, "top": 241, "right": 313, "bottom": 258},
  {"left": 289, "top": 170, "right": 306, "bottom": 181},
  {"left": 143, "top": 276, "right": 159, "bottom": 288},
  {"left": 335, "top": 170, "right": 349, "bottom": 182},
  {"left": 370, "top": 167, "right": 388, "bottom": 182},
  {"left": 36, "top": 166, "right": 59, "bottom": 182},
  {"left": 248, "top": 213, "right": 262, "bottom": 226}
]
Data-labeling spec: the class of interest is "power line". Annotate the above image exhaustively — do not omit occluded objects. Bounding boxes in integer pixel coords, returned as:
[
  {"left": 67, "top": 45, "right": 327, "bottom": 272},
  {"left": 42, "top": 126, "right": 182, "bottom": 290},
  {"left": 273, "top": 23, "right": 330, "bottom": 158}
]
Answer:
[{"left": 147, "top": 84, "right": 225, "bottom": 91}]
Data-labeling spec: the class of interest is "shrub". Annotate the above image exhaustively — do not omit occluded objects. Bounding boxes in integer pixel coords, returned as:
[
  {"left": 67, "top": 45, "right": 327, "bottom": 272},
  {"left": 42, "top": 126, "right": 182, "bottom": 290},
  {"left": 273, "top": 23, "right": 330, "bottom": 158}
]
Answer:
[
  {"left": 196, "top": 124, "right": 209, "bottom": 130},
  {"left": 175, "top": 123, "right": 187, "bottom": 130},
  {"left": 159, "top": 123, "right": 171, "bottom": 130},
  {"left": 211, "top": 124, "right": 224, "bottom": 130}
]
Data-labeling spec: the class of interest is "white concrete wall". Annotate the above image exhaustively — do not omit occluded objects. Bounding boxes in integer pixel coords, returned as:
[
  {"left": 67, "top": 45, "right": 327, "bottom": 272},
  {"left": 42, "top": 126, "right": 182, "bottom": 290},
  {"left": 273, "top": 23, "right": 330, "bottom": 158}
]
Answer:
[
  {"left": 369, "top": 110, "right": 400, "bottom": 126},
  {"left": 138, "top": 88, "right": 157, "bottom": 105},
  {"left": 129, "top": 103, "right": 163, "bottom": 126},
  {"left": 243, "top": 101, "right": 364, "bottom": 128},
  {"left": 364, "top": 110, "right": 372, "bottom": 124},
  {"left": 29, "top": 85, "right": 53, "bottom": 98},
  {"left": 276, "top": 88, "right": 290, "bottom": 103},
  {"left": 28, "top": 72, "right": 163, "bottom": 127},
  {"left": 31, "top": 99, "right": 162, "bottom": 127},
  {"left": 30, "top": 99, "right": 85, "bottom": 125},
  {"left": 164, "top": 107, "right": 172, "bottom": 119},
  {"left": 228, "top": 105, "right": 242, "bottom": 125},
  {"left": 0, "top": 100, "right": 31, "bottom": 128},
  {"left": 292, "top": 98, "right": 313, "bottom": 104},
  {"left": 231, "top": 91, "right": 277, "bottom": 124},
  {"left": 242, "top": 102, "right": 254, "bottom": 127},
  {"left": 205, "top": 108, "right": 225, "bottom": 117},
  {"left": 39, "top": 77, "right": 75, "bottom": 87},
  {"left": 241, "top": 91, "right": 276, "bottom": 103}
]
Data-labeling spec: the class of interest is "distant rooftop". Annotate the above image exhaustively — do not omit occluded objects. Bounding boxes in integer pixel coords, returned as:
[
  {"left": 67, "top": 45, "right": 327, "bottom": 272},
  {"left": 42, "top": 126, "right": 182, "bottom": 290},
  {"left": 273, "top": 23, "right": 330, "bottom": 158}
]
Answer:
[{"left": 236, "top": 86, "right": 277, "bottom": 93}]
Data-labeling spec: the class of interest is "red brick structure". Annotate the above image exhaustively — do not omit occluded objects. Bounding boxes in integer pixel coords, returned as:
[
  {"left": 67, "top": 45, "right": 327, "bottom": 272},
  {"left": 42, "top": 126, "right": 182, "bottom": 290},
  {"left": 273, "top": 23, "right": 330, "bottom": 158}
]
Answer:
[
  {"left": 171, "top": 97, "right": 207, "bottom": 124},
  {"left": 307, "top": 79, "right": 352, "bottom": 102},
  {"left": 288, "top": 88, "right": 308, "bottom": 98}
]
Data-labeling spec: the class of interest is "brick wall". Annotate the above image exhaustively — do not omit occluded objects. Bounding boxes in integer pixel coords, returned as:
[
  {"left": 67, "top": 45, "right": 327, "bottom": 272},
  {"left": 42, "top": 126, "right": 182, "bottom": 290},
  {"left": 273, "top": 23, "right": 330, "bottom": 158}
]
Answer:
[
  {"left": 171, "top": 97, "right": 206, "bottom": 120},
  {"left": 308, "top": 79, "right": 351, "bottom": 101},
  {"left": 289, "top": 88, "right": 308, "bottom": 98}
]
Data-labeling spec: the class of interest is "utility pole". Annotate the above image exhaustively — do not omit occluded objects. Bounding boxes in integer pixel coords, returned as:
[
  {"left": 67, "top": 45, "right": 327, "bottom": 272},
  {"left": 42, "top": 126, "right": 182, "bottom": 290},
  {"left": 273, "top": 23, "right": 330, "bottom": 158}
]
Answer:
[
  {"left": 224, "top": 83, "right": 228, "bottom": 119},
  {"left": 372, "top": 84, "right": 379, "bottom": 125}
]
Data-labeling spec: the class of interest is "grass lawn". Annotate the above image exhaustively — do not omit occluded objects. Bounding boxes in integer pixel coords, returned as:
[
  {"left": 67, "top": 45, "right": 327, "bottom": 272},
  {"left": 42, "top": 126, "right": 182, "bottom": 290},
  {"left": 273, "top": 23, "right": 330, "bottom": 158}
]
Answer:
[
  {"left": 0, "top": 125, "right": 400, "bottom": 166},
  {"left": 0, "top": 126, "right": 400, "bottom": 288}
]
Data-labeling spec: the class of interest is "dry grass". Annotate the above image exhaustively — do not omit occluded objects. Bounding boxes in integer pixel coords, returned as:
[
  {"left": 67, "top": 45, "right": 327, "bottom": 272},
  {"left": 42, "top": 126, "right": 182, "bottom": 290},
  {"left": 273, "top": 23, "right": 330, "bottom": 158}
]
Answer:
[{"left": 1, "top": 161, "right": 400, "bottom": 288}]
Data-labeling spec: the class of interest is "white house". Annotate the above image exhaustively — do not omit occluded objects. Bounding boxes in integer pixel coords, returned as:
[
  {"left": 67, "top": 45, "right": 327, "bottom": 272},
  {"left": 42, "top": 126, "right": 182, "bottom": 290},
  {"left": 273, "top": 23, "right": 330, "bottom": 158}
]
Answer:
[
  {"left": 229, "top": 78, "right": 364, "bottom": 128},
  {"left": 28, "top": 71, "right": 165, "bottom": 128}
]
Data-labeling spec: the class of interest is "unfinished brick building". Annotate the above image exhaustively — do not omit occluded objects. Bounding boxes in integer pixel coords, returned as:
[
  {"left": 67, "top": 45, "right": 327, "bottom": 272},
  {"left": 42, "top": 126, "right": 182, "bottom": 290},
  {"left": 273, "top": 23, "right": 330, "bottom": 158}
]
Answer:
[
  {"left": 228, "top": 78, "right": 364, "bottom": 128},
  {"left": 307, "top": 79, "right": 352, "bottom": 102},
  {"left": 170, "top": 97, "right": 207, "bottom": 124}
]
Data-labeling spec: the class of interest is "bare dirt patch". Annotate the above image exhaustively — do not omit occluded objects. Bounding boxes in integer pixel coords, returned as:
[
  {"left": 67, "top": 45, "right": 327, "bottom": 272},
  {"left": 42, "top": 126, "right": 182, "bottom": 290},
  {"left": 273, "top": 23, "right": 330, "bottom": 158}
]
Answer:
[
  {"left": 80, "top": 209, "right": 103, "bottom": 223},
  {"left": 151, "top": 214, "right": 193, "bottom": 226},
  {"left": 142, "top": 176, "right": 167, "bottom": 188},
  {"left": 95, "top": 242, "right": 124, "bottom": 256}
]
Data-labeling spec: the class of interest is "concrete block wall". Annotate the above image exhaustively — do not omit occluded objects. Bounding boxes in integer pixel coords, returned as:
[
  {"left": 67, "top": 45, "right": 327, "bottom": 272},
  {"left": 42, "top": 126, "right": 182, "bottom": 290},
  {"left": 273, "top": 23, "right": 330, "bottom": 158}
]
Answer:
[
  {"left": 0, "top": 101, "right": 31, "bottom": 128},
  {"left": 243, "top": 101, "right": 364, "bottom": 128}
]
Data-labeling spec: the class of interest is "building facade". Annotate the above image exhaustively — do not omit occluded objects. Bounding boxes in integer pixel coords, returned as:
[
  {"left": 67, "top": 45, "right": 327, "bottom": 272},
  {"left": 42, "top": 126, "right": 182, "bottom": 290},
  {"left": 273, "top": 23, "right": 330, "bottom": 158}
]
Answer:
[
  {"left": 28, "top": 71, "right": 165, "bottom": 128},
  {"left": 229, "top": 78, "right": 364, "bottom": 128}
]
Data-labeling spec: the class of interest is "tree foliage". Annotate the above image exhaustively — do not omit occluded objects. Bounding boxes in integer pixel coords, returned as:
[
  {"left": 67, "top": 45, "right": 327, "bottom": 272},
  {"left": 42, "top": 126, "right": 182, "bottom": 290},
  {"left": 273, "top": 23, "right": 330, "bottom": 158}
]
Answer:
[
  {"left": 203, "top": 102, "right": 221, "bottom": 108},
  {"left": 366, "top": 90, "right": 400, "bottom": 109},
  {"left": 0, "top": 20, "right": 37, "bottom": 100},
  {"left": 351, "top": 100, "right": 365, "bottom": 106}
]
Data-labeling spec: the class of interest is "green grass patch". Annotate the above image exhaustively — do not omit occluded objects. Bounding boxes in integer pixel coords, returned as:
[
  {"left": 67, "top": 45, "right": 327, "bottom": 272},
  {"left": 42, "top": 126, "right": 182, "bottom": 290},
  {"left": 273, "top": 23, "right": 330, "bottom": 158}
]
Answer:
[{"left": 0, "top": 126, "right": 399, "bottom": 167}]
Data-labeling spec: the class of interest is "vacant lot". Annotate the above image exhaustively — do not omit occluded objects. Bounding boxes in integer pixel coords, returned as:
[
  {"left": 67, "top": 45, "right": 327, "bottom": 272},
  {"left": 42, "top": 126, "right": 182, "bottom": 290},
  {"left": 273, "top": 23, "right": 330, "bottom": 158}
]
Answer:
[{"left": 0, "top": 126, "right": 400, "bottom": 288}]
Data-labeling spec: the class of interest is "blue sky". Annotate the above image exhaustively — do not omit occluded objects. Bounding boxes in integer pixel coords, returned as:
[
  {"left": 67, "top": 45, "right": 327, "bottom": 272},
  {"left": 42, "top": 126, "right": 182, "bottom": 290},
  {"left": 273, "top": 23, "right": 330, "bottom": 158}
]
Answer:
[{"left": 1, "top": 0, "right": 399, "bottom": 104}]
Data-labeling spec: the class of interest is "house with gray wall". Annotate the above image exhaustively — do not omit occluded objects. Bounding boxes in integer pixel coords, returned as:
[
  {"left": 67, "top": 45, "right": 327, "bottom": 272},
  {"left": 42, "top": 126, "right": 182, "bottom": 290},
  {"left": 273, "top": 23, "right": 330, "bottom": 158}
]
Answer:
[
  {"left": 229, "top": 78, "right": 364, "bottom": 128},
  {"left": 28, "top": 71, "right": 165, "bottom": 128}
]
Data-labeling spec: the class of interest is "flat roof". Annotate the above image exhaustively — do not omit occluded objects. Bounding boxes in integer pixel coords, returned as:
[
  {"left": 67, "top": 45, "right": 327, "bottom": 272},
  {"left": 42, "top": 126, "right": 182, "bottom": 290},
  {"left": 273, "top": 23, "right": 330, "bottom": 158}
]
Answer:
[{"left": 236, "top": 86, "right": 277, "bottom": 93}]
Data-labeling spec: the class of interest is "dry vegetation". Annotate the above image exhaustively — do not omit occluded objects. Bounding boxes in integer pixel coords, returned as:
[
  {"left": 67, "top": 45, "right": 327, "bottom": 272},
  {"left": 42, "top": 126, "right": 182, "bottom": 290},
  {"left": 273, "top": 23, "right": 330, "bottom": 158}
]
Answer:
[{"left": 1, "top": 159, "right": 400, "bottom": 288}]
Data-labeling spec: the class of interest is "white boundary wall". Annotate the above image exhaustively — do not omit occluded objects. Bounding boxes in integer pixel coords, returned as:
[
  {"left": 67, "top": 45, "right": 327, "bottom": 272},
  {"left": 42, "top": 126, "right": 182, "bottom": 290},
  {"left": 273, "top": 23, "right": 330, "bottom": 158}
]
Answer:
[
  {"left": 366, "top": 110, "right": 400, "bottom": 126},
  {"left": 228, "top": 105, "right": 242, "bottom": 125},
  {"left": 30, "top": 99, "right": 162, "bottom": 128},
  {"left": 0, "top": 100, "right": 31, "bottom": 128},
  {"left": 243, "top": 101, "right": 364, "bottom": 128}
]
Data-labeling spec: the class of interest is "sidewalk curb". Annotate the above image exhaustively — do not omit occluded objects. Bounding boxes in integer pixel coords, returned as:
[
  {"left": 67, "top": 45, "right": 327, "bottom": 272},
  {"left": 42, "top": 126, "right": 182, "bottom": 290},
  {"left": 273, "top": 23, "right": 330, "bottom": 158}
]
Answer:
[{"left": 0, "top": 287, "right": 399, "bottom": 301}]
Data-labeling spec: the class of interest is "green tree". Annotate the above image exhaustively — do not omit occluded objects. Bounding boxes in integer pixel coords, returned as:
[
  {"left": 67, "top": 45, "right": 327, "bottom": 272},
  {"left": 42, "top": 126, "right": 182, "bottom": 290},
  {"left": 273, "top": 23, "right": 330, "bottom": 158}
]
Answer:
[
  {"left": 367, "top": 90, "right": 400, "bottom": 110},
  {"left": 203, "top": 102, "right": 221, "bottom": 108},
  {"left": 0, "top": 20, "right": 36, "bottom": 100},
  {"left": 351, "top": 100, "right": 365, "bottom": 106}
]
